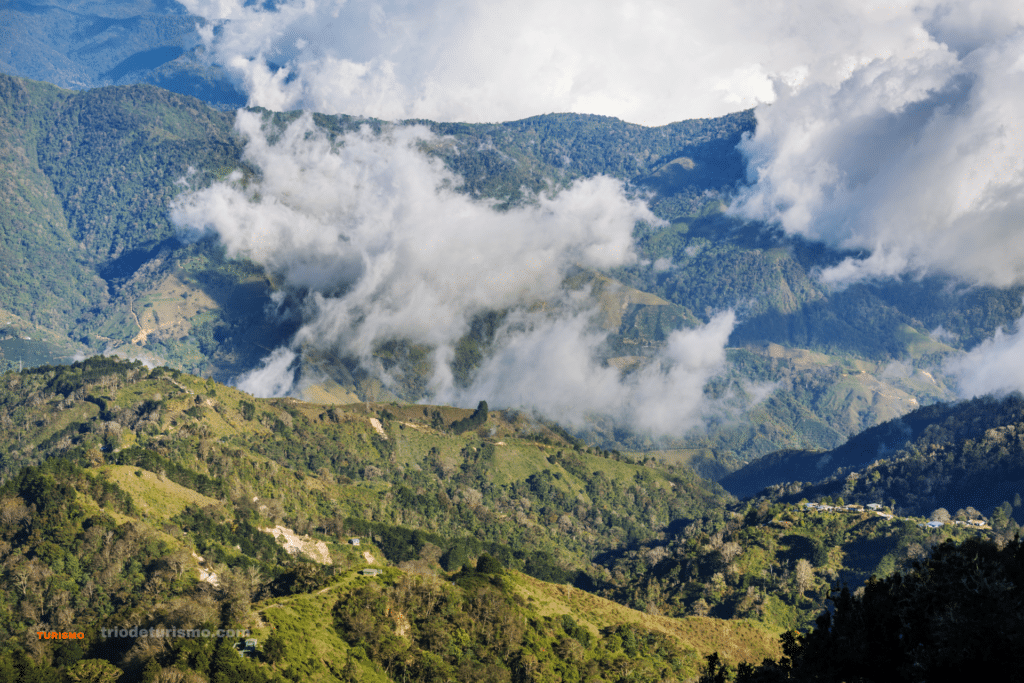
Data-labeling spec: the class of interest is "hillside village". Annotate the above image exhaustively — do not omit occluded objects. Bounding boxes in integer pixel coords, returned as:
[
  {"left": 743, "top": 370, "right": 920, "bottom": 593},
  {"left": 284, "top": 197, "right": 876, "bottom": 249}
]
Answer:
[{"left": 798, "top": 501, "right": 989, "bottom": 529}]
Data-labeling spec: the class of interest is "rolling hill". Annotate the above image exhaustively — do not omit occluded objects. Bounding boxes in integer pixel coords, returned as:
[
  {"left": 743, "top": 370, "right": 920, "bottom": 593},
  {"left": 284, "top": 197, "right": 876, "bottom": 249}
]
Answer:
[
  {"left": 0, "top": 356, "right": 784, "bottom": 681},
  {"left": 0, "top": 357, "right": 1011, "bottom": 680}
]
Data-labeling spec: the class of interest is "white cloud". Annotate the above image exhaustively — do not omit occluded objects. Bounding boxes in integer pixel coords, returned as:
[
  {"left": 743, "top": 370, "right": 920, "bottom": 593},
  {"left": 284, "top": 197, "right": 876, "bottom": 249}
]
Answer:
[
  {"left": 730, "top": 11, "right": 1024, "bottom": 288},
  {"left": 234, "top": 347, "right": 299, "bottom": 398},
  {"left": 929, "top": 325, "right": 958, "bottom": 343},
  {"left": 169, "top": 111, "right": 743, "bottom": 435},
  {"left": 177, "top": 0, "right": 962, "bottom": 126},
  {"left": 652, "top": 257, "right": 673, "bottom": 272},
  {"left": 946, "top": 315, "right": 1024, "bottom": 397},
  {"left": 172, "top": 109, "right": 647, "bottom": 349},
  {"left": 172, "top": 0, "right": 1024, "bottom": 292},
  {"left": 445, "top": 308, "right": 737, "bottom": 436}
]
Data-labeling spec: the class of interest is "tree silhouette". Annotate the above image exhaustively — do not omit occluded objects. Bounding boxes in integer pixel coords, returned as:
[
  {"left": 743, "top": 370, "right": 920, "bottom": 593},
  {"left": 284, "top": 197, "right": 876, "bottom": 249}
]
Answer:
[{"left": 737, "top": 537, "right": 1024, "bottom": 682}]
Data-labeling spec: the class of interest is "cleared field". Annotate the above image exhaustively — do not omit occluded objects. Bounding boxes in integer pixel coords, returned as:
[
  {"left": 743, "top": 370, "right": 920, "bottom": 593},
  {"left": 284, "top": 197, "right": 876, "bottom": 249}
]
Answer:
[
  {"left": 255, "top": 572, "right": 392, "bottom": 683},
  {"left": 98, "top": 464, "right": 221, "bottom": 520},
  {"left": 512, "top": 571, "right": 781, "bottom": 668},
  {"left": 133, "top": 273, "right": 221, "bottom": 344}
]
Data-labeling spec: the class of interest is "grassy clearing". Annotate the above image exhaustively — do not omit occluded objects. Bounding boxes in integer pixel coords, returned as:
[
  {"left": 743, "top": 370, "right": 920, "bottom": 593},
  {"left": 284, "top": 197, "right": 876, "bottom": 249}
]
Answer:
[
  {"left": 818, "top": 373, "right": 920, "bottom": 430},
  {"left": 135, "top": 273, "right": 221, "bottom": 341},
  {"left": 250, "top": 566, "right": 781, "bottom": 680},
  {"left": 565, "top": 270, "right": 673, "bottom": 331},
  {"left": 26, "top": 400, "right": 99, "bottom": 448},
  {"left": 393, "top": 427, "right": 465, "bottom": 470},
  {"left": 486, "top": 444, "right": 554, "bottom": 486},
  {"left": 93, "top": 304, "right": 138, "bottom": 341},
  {"left": 299, "top": 379, "right": 361, "bottom": 405},
  {"left": 896, "top": 324, "right": 955, "bottom": 359},
  {"left": 98, "top": 465, "right": 221, "bottom": 520},
  {"left": 627, "top": 448, "right": 710, "bottom": 468},
  {"left": 74, "top": 488, "right": 136, "bottom": 527},
  {"left": 511, "top": 571, "right": 781, "bottom": 667},
  {"left": 255, "top": 574, "right": 391, "bottom": 683}
]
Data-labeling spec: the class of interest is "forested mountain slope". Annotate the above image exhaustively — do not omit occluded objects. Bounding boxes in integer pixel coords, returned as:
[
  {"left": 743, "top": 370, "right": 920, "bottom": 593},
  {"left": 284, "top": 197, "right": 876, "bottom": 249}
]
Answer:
[
  {"left": 0, "top": 357, "right": 731, "bottom": 594},
  {"left": 592, "top": 394, "right": 1024, "bottom": 635},
  {"left": 0, "top": 357, "right": 788, "bottom": 681},
  {"left": 717, "top": 397, "right": 1015, "bottom": 499},
  {"left": 0, "top": 358, "right": 1009, "bottom": 679},
  {"left": 0, "top": 0, "right": 246, "bottom": 108},
  {"left": 2, "top": 71, "right": 1023, "bottom": 464},
  {"left": 721, "top": 393, "right": 1024, "bottom": 529}
]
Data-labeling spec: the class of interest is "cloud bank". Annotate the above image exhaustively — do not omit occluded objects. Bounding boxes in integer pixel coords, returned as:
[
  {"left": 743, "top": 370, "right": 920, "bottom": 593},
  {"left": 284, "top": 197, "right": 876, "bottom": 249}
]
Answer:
[
  {"left": 449, "top": 308, "right": 737, "bottom": 434},
  {"left": 176, "top": 0, "right": 980, "bottom": 126},
  {"left": 171, "top": 111, "right": 735, "bottom": 435},
  {"left": 946, "top": 315, "right": 1024, "bottom": 398},
  {"left": 731, "top": 8, "right": 1024, "bottom": 288},
  {"left": 169, "top": 0, "right": 1024, "bottom": 409},
  {"left": 174, "top": 0, "right": 1024, "bottom": 291},
  {"left": 715, "top": 3, "right": 1024, "bottom": 400}
]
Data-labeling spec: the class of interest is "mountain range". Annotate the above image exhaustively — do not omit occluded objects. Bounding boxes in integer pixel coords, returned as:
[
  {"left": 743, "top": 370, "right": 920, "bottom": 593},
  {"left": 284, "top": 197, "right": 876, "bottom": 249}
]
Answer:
[
  {"left": 1, "top": 36, "right": 1023, "bottom": 681},
  {"left": 4, "top": 70, "right": 1023, "bottom": 468}
]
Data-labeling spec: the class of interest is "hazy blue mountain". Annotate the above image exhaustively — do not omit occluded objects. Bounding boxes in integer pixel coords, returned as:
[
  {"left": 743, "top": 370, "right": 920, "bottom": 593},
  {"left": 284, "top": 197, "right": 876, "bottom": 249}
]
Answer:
[{"left": 1, "top": 0, "right": 246, "bottom": 107}]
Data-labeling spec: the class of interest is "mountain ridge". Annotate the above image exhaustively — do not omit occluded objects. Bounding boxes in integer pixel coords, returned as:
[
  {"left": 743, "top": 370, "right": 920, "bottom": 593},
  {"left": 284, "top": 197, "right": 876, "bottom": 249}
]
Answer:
[{"left": 0, "top": 71, "right": 997, "bottom": 467}]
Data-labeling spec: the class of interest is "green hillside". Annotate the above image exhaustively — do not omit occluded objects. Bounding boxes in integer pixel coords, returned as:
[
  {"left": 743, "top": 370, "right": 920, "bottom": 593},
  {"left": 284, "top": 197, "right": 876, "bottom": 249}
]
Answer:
[
  {"left": 0, "top": 357, "right": 797, "bottom": 681},
  {"left": 717, "top": 396, "right": 1002, "bottom": 500},
  {"left": 591, "top": 495, "right": 999, "bottom": 634},
  {"left": 0, "top": 73, "right": 102, "bottom": 333},
  {"left": 0, "top": 358, "right": 731, "bottom": 571},
  {"left": 756, "top": 394, "right": 1024, "bottom": 527},
  {"left": 1, "top": 358, "right": 1012, "bottom": 680}
]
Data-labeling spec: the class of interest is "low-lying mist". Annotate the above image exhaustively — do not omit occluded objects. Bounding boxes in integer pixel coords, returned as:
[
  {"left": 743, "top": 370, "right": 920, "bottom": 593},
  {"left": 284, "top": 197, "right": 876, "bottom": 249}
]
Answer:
[{"left": 170, "top": 111, "right": 740, "bottom": 437}]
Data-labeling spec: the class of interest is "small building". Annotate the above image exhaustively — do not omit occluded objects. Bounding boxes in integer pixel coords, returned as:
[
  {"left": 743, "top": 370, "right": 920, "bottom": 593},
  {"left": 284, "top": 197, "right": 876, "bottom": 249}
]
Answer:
[
  {"left": 348, "top": 538, "right": 361, "bottom": 546},
  {"left": 359, "top": 568, "right": 381, "bottom": 577},
  {"left": 925, "top": 520, "right": 944, "bottom": 529},
  {"left": 866, "top": 503, "right": 882, "bottom": 510}
]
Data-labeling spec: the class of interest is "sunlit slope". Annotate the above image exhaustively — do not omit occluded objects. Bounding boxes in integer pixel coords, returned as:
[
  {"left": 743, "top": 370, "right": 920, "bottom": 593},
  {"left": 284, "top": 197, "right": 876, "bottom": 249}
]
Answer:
[
  {"left": 0, "top": 357, "right": 732, "bottom": 579},
  {"left": 0, "top": 356, "right": 774, "bottom": 681},
  {"left": 251, "top": 566, "right": 781, "bottom": 682}
]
